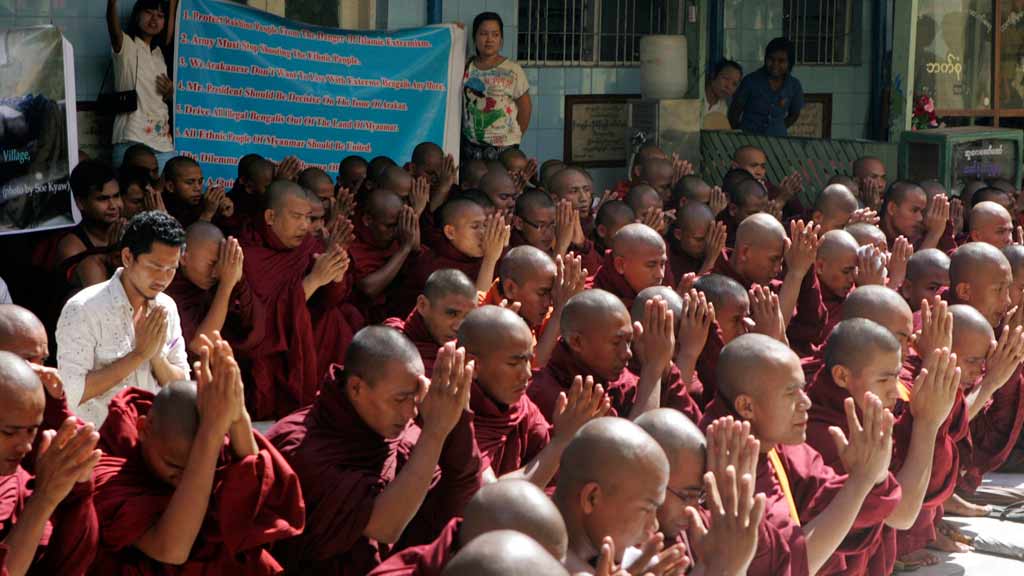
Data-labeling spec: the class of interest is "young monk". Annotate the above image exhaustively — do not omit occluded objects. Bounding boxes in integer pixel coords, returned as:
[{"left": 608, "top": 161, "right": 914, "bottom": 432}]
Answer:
[
  {"left": 625, "top": 184, "right": 663, "bottom": 220},
  {"left": 369, "top": 479, "right": 568, "bottom": 575},
  {"left": 1005, "top": 244, "right": 1024, "bottom": 307},
  {"left": 732, "top": 145, "right": 804, "bottom": 219},
  {"left": 161, "top": 156, "right": 234, "bottom": 227},
  {"left": 442, "top": 530, "right": 569, "bottom": 576},
  {"left": 459, "top": 306, "right": 608, "bottom": 485},
  {"left": 701, "top": 333, "right": 901, "bottom": 576},
  {"left": 548, "top": 167, "right": 600, "bottom": 269},
  {"left": 223, "top": 154, "right": 274, "bottom": 235},
  {"left": 720, "top": 179, "right": 769, "bottom": 247},
  {"left": 165, "top": 222, "right": 262, "bottom": 361},
  {"left": 240, "top": 180, "right": 356, "bottom": 419},
  {"left": 268, "top": 328, "right": 482, "bottom": 576},
  {"left": 590, "top": 200, "right": 635, "bottom": 269},
  {"left": 809, "top": 184, "right": 859, "bottom": 233},
  {"left": 349, "top": 188, "right": 421, "bottom": 322},
  {"left": 91, "top": 334, "right": 304, "bottom": 573},
  {"left": 591, "top": 223, "right": 668, "bottom": 310},
  {"left": 480, "top": 170, "right": 519, "bottom": 216},
  {"left": 0, "top": 352, "right": 102, "bottom": 576},
  {"left": 787, "top": 229, "right": 861, "bottom": 355},
  {"left": 667, "top": 202, "right": 728, "bottom": 281},
  {"left": 119, "top": 165, "right": 162, "bottom": 221},
  {"left": 969, "top": 201, "right": 1014, "bottom": 249},
  {"left": 511, "top": 189, "right": 558, "bottom": 254},
  {"left": 527, "top": 289, "right": 675, "bottom": 423},
  {"left": 880, "top": 181, "right": 950, "bottom": 251},
  {"left": 900, "top": 249, "right": 950, "bottom": 312},
  {"left": 852, "top": 156, "right": 887, "bottom": 210},
  {"left": 846, "top": 222, "right": 889, "bottom": 253},
  {"left": 338, "top": 155, "right": 369, "bottom": 197},
  {"left": 386, "top": 269, "right": 477, "bottom": 374},
  {"left": 693, "top": 273, "right": 753, "bottom": 404},
  {"left": 806, "top": 318, "right": 961, "bottom": 574}
]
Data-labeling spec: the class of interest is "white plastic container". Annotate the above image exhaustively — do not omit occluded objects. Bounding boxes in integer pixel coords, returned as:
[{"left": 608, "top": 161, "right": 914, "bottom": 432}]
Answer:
[{"left": 640, "top": 35, "right": 688, "bottom": 100}]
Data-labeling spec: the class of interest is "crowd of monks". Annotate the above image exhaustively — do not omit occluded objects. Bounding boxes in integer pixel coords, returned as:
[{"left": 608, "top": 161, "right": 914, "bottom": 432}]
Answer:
[{"left": 3, "top": 138, "right": 1024, "bottom": 575}]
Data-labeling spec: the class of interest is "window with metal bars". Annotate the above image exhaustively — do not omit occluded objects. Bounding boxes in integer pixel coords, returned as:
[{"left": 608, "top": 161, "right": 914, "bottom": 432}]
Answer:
[
  {"left": 517, "top": 0, "right": 671, "bottom": 67},
  {"left": 783, "top": 0, "right": 855, "bottom": 65}
]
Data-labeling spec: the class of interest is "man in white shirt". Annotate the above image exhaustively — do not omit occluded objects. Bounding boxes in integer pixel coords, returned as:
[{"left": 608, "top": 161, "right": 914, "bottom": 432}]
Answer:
[{"left": 57, "top": 210, "right": 190, "bottom": 425}]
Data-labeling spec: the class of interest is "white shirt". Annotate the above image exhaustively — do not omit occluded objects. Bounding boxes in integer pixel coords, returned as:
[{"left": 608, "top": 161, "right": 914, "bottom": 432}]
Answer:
[
  {"left": 112, "top": 35, "right": 173, "bottom": 151},
  {"left": 56, "top": 269, "right": 189, "bottom": 425}
]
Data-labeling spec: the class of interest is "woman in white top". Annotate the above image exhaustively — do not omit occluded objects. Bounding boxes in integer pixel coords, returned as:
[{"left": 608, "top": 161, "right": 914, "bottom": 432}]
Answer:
[
  {"left": 702, "top": 59, "right": 742, "bottom": 130},
  {"left": 106, "top": 0, "right": 177, "bottom": 171},
  {"left": 461, "top": 12, "right": 532, "bottom": 162}
]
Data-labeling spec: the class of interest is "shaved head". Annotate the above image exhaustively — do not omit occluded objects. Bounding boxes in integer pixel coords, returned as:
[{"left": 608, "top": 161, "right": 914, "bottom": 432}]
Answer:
[
  {"left": 457, "top": 305, "right": 532, "bottom": 357},
  {"left": 631, "top": 286, "right": 684, "bottom": 324},
  {"left": 461, "top": 479, "right": 568, "bottom": 560},
  {"left": 516, "top": 189, "right": 555, "bottom": 217},
  {"left": 625, "top": 184, "right": 662, "bottom": 214},
  {"left": 846, "top": 222, "right": 888, "bottom": 250},
  {"left": 344, "top": 326, "right": 424, "bottom": 386},
  {"left": 365, "top": 187, "right": 405, "bottom": 220},
  {"left": 499, "top": 245, "right": 556, "bottom": 285},
  {"left": 185, "top": 220, "right": 225, "bottom": 249},
  {"left": 950, "top": 304, "right": 994, "bottom": 344},
  {"left": 731, "top": 178, "right": 768, "bottom": 211},
  {"left": 0, "top": 350, "right": 44, "bottom": 416},
  {"left": 736, "top": 212, "right": 786, "bottom": 249},
  {"left": 378, "top": 165, "right": 413, "bottom": 196},
  {"left": 147, "top": 380, "right": 200, "bottom": 442},
  {"left": 908, "top": 249, "right": 950, "bottom": 281},
  {"left": 440, "top": 197, "right": 485, "bottom": 227},
  {"left": 814, "top": 184, "right": 859, "bottom": 231},
  {"left": 634, "top": 408, "right": 706, "bottom": 470},
  {"left": 950, "top": 242, "right": 1013, "bottom": 327},
  {"left": 0, "top": 304, "right": 48, "bottom": 364},
  {"left": 612, "top": 222, "right": 666, "bottom": 256},
  {"left": 424, "top": 268, "right": 477, "bottom": 302},
  {"left": 717, "top": 333, "right": 798, "bottom": 402},
  {"left": 817, "top": 229, "right": 859, "bottom": 261},
  {"left": 841, "top": 285, "right": 914, "bottom": 354},
  {"left": 442, "top": 530, "right": 568, "bottom": 576},
  {"left": 677, "top": 201, "right": 715, "bottom": 235},
  {"left": 1004, "top": 244, "right": 1024, "bottom": 275},
  {"left": 970, "top": 201, "right": 1014, "bottom": 248},
  {"left": 824, "top": 318, "right": 901, "bottom": 373},
  {"left": 695, "top": 273, "right": 747, "bottom": 310},
  {"left": 596, "top": 200, "right": 636, "bottom": 243},
  {"left": 560, "top": 289, "right": 629, "bottom": 336},
  {"left": 266, "top": 179, "right": 308, "bottom": 211},
  {"left": 297, "top": 166, "right": 333, "bottom": 194}
]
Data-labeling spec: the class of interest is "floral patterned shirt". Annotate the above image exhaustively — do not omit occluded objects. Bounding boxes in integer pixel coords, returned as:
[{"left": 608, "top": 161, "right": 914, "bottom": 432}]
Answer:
[{"left": 462, "top": 58, "right": 529, "bottom": 147}]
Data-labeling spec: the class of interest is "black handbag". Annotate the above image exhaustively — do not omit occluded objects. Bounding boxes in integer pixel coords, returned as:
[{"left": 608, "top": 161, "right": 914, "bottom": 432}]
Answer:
[{"left": 96, "top": 47, "right": 139, "bottom": 115}]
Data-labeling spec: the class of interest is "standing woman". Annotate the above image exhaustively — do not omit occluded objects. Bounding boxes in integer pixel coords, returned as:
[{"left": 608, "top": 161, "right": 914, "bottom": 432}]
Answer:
[
  {"left": 106, "top": 0, "right": 177, "bottom": 170},
  {"left": 728, "top": 37, "right": 804, "bottom": 137},
  {"left": 462, "top": 12, "right": 532, "bottom": 161}
]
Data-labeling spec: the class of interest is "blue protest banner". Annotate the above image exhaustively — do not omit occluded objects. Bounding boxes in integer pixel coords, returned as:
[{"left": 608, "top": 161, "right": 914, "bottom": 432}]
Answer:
[{"left": 173, "top": 0, "right": 465, "bottom": 188}]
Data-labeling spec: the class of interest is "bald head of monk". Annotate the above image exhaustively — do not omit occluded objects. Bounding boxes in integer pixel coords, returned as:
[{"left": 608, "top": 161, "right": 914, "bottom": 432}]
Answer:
[
  {"left": 612, "top": 223, "right": 668, "bottom": 293},
  {"left": 815, "top": 229, "right": 860, "bottom": 298},
  {"left": 625, "top": 184, "right": 662, "bottom": 216},
  {"left": 595, "top": 200, "right": 636, "bottom": 248},
  {"left": 672, "top": 201, "right": 716, "bottom": 260},
  {"left": 461, "top": 479, "right": 568, "bottom": 560},
  {"left": 950, "top": 242, "right": 1013, "bottom": 328},
  {"left": 297, "top": 166, "right": 334, "bottom": 208},
  {"left": 265, "top": 180, "right": 312, "bottom": 249},
  {"left": 734, "top": 213, "right": 788, "bottom": 286},
  {"left": 514, "top": 189, "right": 557, "bottom": 253},
  {"left": 418, "top": 269, "right": 478, "bottom": 345},
  {"left": 362, "top": 187, "right": 405, "bottom": 248},
  {"left": 1004, "top": 244, "right": 1024, "bottom": 308},
  {"left": 138, "top": 380, "right": 202, "bottom": 486},
  {"left": 458, "top": 306, "right": 535, "bottom": 406},
  {"left": 695, "top": 273, "right": 752, "bottom": 343},
  {"left": 480, "top": 169, "right": 518, "bottom": 213},
  {"left": 343, "top": 326, "right": 426, "bottom": 439},
  {"left": 498, "top": 246, "right": 557, "bottom": 328},
  {"left": 442, "top": 530, "right": 569, "bottom": 576},
  {"left": 901, "top": 249, "right": 950, "bottom": 312},
  {"left": 180, "top": 221, "right": 226, "bottom": 291},
  {"left": 841, "top": 285, "right": 914, "bottom": 357},
  {"left": 824, "top": 318, "right": 903, "bottom": 410},
  {"left": 717, "top": 334, "right": 811, "bottom": 447},
  {"left": 728, "top": 178, "right": 769, "bottom": 224},
  {"left": 970, "top": 201, "right": 1014, "bottom": 249},
  {"left": 635, "top": 408, "right": 706, "bottom": 539},
  {"left": 561, "top": 289, "right": 634, "bottom": 383},
  {"left": 441, "top": 197, "right": 488, "bottom": 258},
  {"left": 377, "top": 165, "right": 414, "bottom": 200},
  {"left": 733, "top": 145, "right": 768, "bottom": 182},
  {"left": 0, "top": 304, "right": 48, "bottom": 364},
  {"left": 554, "top": 417, "right": 669, "bottom": 564},
  {"left": 812, "top": 184, "right": 859, "bottom": 233},
  {"left": 306, "top": 189, "right": 327, "bottom": 239},
  {"left": 0, "top": 351, "right": 45, "bottom": 475},
  {"left": 949, "top": 304, "right": 995, "bottom": 384},
  {"left": 882, "top": 181, "right": 928, "bottom": 244},
  {"left": 631, "top": 287, "right": 682, "bottom": 369},
  {"left": 845, "top": 222, "right": 889, "bottom": 252}
]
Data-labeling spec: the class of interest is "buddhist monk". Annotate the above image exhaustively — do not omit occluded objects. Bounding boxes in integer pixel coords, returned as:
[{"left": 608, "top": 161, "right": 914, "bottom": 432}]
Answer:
[
  {"left": 460, "top": 159, "right": 489, "bottom": 190},
  {"left": 702, "top": 333, "right": 901, "bottom": 576},
  {"left": 165, "top": 221, "right": 262, "bottom": 362},
  {"left": 732, "top": 145, "right": 804, "bottom": 219},
  {"left": 307, "top": 189, "right": 328, "bottom": 239},
  {"left": 969, "top": 201, "right": 1014, "bottom": 249},
  {"left": 224, "top": 154, "right": 274, "bottom": 235},
  {"left": 118, "top": 165, "right": 161, "bottom": 221},
  {"left": 810, "top": 184, "right": 859, "bottom": 233},
  {"left": 668, "top": 202, "right": 727, "bottom": 281},
  {"left": 693, "top": 273, "right": 752, "bottom": 404},
  {"left": 1004, "top": 244, "right": 1024, "bottom": 308},
  {"left": 409, "top": 142, "right": 457, "bottom": 210},
  {"left": 625, "top": 184, "right": 662, "bottom": 220},
  {"left": 122, "top": 143, "right": 159, "bottom": 181},
  {"left": 0, "top": 352, "right": 101, "bottom": 576},
  {"left": 900, "top": 249, "right": 950, "bottom": 312},
  {"left": 386, "top": 269, "right": 477, "bottom": 374},
  {"left": 852, "top": 156, "right": 887, "bottom": 210},
  {"left": 268, "top": 328, "right": 482, "bottom": 576},
  {"left": 58, "top": 159, "right": 124, "bottom": 288},
  {"left": 846, "top": 222, "right": 889, "bottom": 253},
  {"left": 442, "top": 531, "right": 569, "bottom": 576},
  {"left": 350, "top": 188, "right": 421, "bottom": 322},
  {"left": 670, "top": 175, "right": 716, "bottom": 211},
  {"left": 549, "top": 167, "right": 599, "bottom": 269},
  {"left": 338, "top": 155, "right": 369, "bottom": 197},
  {"left": 479, "top": 170, "right": 519, "bottom": 216},
  {"left": 553, "top": 417, "right": 687, "bottom": 575},
  {"left": 240, "top": 180, "right": 355, "bottom": 419},
  {"left": 161, "top": 156, "right": 233, "bottom": 228},
  {"left": 806, "top": 318, "right": 961, "bottom": 573},
  {"left": 370, "top": 479, "right": 568, "bottom": 575},
  {"left": 298, "top": 167, "right": 336, "bottom": 212},
  {"left": 528, "top": 289, "right": 675, "bottom": 423},
  {"left": 881, "top": 181, "right": 949, "bottom": 250},
  {"left": 788, "top": 229, "right": 859, "bottom": 354},
  {"left": 512, "top": 189, "right": 558, "bottom": 254},
  {"left": 721, "top": 179, "right": 769, "bottom": 247},
  {"left": 592, "top": 223, "right": 668, "bottom": 310},
  {"left": 588, "top": 200, "right": 634, "bottom": 274}
]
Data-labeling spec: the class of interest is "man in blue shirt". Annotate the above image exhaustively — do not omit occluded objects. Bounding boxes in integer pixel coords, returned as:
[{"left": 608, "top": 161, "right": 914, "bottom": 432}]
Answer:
[{"left": 729, "top": 37, "right": 804, "bottom": 137}]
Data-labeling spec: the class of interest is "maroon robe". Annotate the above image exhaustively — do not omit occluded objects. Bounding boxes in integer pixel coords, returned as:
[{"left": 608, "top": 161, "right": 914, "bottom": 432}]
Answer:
[
  {"left": 383, "top": 311, "right": 442, "bottom": 375},
  {"left": 590, "top": 251, "right": 642, "bottom": 310},
  {"left": 573, "top": 238, "right": 604, "bottom": 280},
  {"left": 786, "top": 271, "right": 834, "bottom": 358},
  {"left": 222, "top": 183, "right": 263, "bottom": 237},
  {"left": 348, "top": 222, "right": 415, "bottom": 323},
  {"left": 666, "top": 242, "right": 704, "bottom": 289},
  {"left": 366, "top": 518, "right": 462, "bottom": 576},
  {"left": 91, "top": 387, "right": 304, "bottom": 575},
  {"left": 164, "top": 273, "right": 265, "bottom": 364},
  {"left": 470, "top": 381, "right": 552, "bottom": 476},
  {"left": 399, "top": 239, "right": 483, "bottom": 316},
  {"left": 267, "top": 366, "right": 482, "bottom": 576},
  {"left": 163, "top": 193, "right": 204, "bottom": 228},
  {"left": 959, "top": 366, "right": 1024, "bottom": 492},
  {"left": 701, "top": 396, "right": 902, "bottom": 576},
  {"left": 527, "top": 340, "right": 637, "bottom": 423},
  {"left": 625, "top": 358, "right": 702, "bottom": 423}
]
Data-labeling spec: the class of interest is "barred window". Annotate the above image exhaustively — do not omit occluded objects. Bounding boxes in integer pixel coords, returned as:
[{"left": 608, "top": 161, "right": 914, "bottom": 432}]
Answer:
[
  {"left": 783, "top": 0, "right": 855, "bottom": 65},
  {"left": 517, "top": 0, "right": 671, "bottom": 67}
]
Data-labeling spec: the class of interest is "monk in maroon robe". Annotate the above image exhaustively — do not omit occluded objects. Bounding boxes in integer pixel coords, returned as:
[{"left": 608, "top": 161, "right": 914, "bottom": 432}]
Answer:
[
  {"left": 368, "top": 479, "right": 567, "bottom": 576},
  {"left": 693, "top": 273, "right": 753, "bottom": 406},
  {"left": 527, "top": 289, "right": 675, "bottom": 423},
  {"left": 591, "top": 200, "right": 634, "bottom": 271},
  {"left": 240, "top": 180, "right": 358, "bottom": 419},
  {"left": 667, "top": 203, "right": 727, "bottom": 287},
  {"left": 384, "top": 269, "right": 477, "bottom": 375},
  {"left": 900, "top": 249, "right": 950, "bottom": 313},
  {"left": 267, "top": 328, "right": 482, "bottom": 576},
  {"left": 161, "top": 156, "right": 234, "bottom": 229},
  {"left": 700, "top": 334, "right": 902, "bottom": 576},
  {"left": 590, "top": 223, "right": 669, "bottom": 311},
  {"left": 222, "top": 154, "right": 274, "bottom": 237},
  {"left": 789, "top": 230, "right": 861, "bottom": 356},
  {"left": 0, "top": 352, "right": 101, "bottom": 576},
  {"left": 718, "top": 177, "right": 769, "bottom": 248},
  {"left": 880, "top": 181, "right": 953, "bottom": 252}
]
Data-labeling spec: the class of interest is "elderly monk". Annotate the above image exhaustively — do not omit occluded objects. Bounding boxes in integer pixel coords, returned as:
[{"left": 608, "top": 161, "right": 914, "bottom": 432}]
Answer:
[
  {"left": 268, "top": 328, "right": 482, "bottom": 576},
  {"left": 900, "top": 249, "right": 950, "bottom": 312},
  {"left": 349, "top": 188, "right": 421, "bottom": 322},
  {"left": 806, "top": 318, "right": 961, "bottom": 573},
  {"left": 527, "top": 289, "right": 675, "bottom": 423},
  {"left": 969, "top": 201, "right": 1014, "bottom": 249},
  {"left": 668, "top": 202, "right": 727, "bottom": 282},
  {"left": 810, "top": 184, "right": 859, "bottom": 233},
  {"left": 0, "top": 352, "right": 101, "bottom": 576},
  {"left": 385, "top": 269, "right": 477, "bottom": 374},
  {"left": 91, "top": 335, "right": 304, "bottom": 574},
  {"left": 240, "top": 180, "right": 359, "bottom": 419},
  {"left": 369, "top": 479, "right": 568, "bottom": 575},
  {"left": 701, "top": 334, "right": 901, "bottom": 576},
  {"left": 458, "top": 306, "right": 607, "bottom": 486},
  {"left": 165, "top": 222, "right": 263, "bottom": 362},
  {"left": 788, "top": 229, "right": 860, "bottom": 355},
  {"left": 442, "top": 530, "right": 569, "bottom": 576},
  {"left": 591, "top": 223, "right": 669, "bottom": 311},
  {"left": 553, "top": 417, "right": 687, "bottom": 575}
]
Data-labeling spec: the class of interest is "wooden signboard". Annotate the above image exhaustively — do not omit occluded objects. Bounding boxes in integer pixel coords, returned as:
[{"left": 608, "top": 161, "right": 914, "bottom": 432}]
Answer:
[
  {"left": 788, "top": 93, "right": 832, "bottom": 139},
  {"left": 564, "top": 94, "right": 640, "bottom": 167}
]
